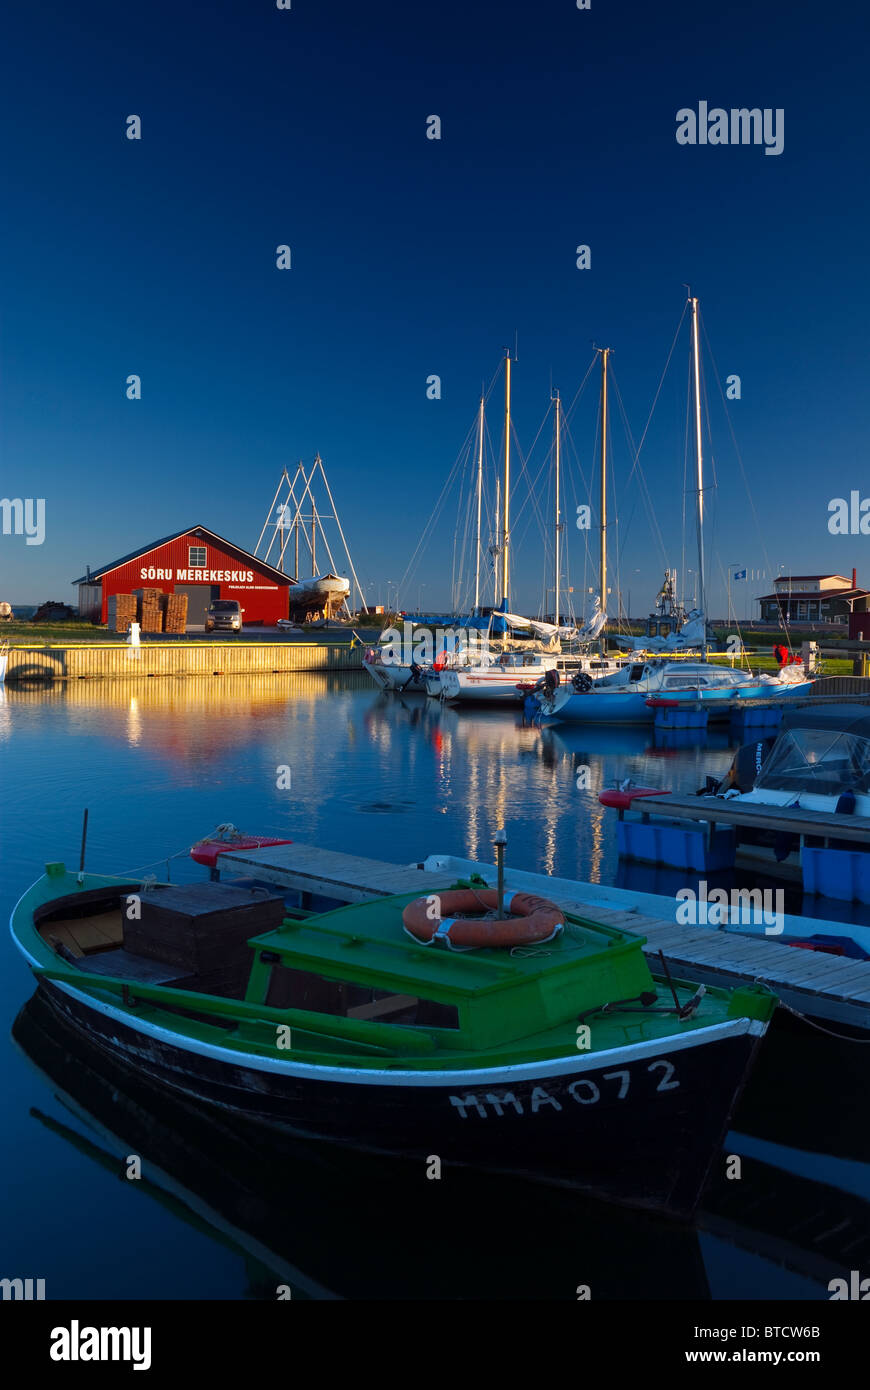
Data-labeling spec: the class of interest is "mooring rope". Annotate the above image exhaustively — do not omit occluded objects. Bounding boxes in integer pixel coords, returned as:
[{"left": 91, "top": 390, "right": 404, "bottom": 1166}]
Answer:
[{"left": 752, "top": 978, "right": 870, "bottom": 1044}]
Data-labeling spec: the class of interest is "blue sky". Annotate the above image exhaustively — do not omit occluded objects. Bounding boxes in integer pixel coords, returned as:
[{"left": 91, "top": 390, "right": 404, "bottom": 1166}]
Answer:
[{"left": 1, "top": 0, "right": 868, "bottom": 618}]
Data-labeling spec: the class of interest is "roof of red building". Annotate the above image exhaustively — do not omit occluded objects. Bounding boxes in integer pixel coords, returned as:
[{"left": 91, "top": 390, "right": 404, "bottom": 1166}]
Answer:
[
  {"left": 758, "top": 588, "right": 870, "bottom": 601},
  {"left": 773, "top": 574, "right": 852, "bottom": 583},
  {"left": 72, "top": 525, "right": 293, "bottom": 585}
]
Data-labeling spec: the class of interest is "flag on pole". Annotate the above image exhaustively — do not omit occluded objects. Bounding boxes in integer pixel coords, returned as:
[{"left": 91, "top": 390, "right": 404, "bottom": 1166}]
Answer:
[{"left": 733, "top": 569, "right": 747, "bottom": 581}]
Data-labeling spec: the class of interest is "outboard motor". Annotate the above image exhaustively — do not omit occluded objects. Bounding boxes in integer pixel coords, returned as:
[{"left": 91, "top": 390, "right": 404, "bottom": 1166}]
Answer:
[
  {"left": 711, "top": 736, "right": 777, "bottom": 795},
  {"left": 544, "top": 667, "right": 561, "bottom": 694}
]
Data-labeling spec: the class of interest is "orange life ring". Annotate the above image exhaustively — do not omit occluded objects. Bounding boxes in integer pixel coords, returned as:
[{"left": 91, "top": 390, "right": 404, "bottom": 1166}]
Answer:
[{"left": 402, "top": 889, "right": 564, "bottom": 949}]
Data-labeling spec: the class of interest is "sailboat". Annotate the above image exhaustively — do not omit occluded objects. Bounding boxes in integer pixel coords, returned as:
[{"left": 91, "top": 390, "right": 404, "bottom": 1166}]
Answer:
[
  {"left": 433, "top": 353, "right": 621, "bottom": 704},
  {"left": 364, "top": 350, "right": 623, "bottom": 701},
  {"left": 540, "top": 297, "right": 814, "bottom": 725}
]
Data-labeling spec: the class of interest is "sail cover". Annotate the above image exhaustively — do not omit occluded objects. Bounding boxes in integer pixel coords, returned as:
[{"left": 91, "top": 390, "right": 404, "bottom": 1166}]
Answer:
[
  {"left": 574, "top": 597, "right": 607, "bottom": 643},
  {"left": 499, "top": 610, "right": 599, "bottom": 642}
]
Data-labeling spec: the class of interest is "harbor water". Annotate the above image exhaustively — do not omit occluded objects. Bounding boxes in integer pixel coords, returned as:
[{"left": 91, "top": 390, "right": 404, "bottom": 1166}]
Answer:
[{"left": 1, "top": 673, "right": 867, "bottom": 1300}]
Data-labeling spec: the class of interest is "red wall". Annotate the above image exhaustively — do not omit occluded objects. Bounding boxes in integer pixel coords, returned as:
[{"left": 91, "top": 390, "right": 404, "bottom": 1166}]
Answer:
[{"left": 99, "top": 530, "right": 290, "bottom": 625}]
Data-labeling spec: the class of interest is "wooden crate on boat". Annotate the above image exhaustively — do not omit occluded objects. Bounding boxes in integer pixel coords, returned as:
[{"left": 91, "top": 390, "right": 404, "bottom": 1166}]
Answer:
[{"left": 125, "top": 882, "right": 285, "bottom": 975}]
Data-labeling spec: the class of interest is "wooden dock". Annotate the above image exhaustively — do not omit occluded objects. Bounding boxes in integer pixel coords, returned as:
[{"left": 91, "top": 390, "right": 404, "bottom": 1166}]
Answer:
[
  {"left": 218, "top": 842, "right": 870, "bottom": 1030},
  {"left": 4, "top": 641, "right": 360, "bottom": 683},
  {"left": 217, "top": 841, "right": 461, "bottom": 905},
  {"left": 626, "top": 793, "right": 870, "bottom": 847}
]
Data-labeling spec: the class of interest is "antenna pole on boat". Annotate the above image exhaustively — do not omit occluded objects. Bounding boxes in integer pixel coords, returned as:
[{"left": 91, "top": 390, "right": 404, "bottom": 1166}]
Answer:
[
  {"left": 599, "top": 348, "right": 610, "bottom": 654},
  {"left": 690, "top": 297, "right": 707, "bottom": 655},
  {"left": 494, "top": 828, "right": 507, "bottom": 918},
  {"left": 474, "top": 395, "right": 484, "bottom": 613},
  {"left": 553, "top": 389, "right": 561, "bottom": 626},
  {"left": 501, "top": 350, "right": 511, "bottom": 606},
  {"left": 77, "top": 808, "right": 89, "bottom": 885}
]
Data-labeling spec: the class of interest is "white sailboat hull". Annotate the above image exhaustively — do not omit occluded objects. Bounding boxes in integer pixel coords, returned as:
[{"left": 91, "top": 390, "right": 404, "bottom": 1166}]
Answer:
[{"left": 362, "top": 659, "right": 427, "bottom": 692}]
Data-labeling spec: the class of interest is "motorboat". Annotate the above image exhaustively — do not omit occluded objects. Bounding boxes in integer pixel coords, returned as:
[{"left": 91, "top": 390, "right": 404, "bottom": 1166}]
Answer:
[{"left": 538, "top": 658, "right": 812, "bottom": 725}]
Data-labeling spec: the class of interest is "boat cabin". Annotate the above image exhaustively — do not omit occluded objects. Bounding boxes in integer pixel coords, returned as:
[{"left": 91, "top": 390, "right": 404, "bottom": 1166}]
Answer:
[
  {"left": 242, "top": 893, "right": 656, "bottom": 1053},
  {"left": 29, "top": 870, "right": 665, "bottom": 1058}
]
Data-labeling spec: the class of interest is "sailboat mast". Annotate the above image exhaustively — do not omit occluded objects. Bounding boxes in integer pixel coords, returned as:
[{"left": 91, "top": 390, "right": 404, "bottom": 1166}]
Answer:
[
  {"left": 600, "top": 348, "right": 609, "bottom": 647},
  {"left": 690, "top": 297, "right": 707, "bottom": 639},
  {"left": 501, "top": 351, "right": 511, "bottom": 606},
  {"left": 474, "top": 395, "right": 484, "bottom": 613},
  {"left": 553, "top": 389, "right": 561, "bottom": 625},
  {"left": 493, "top": 477, "right": 501, "bottom": 606},
  {"left": 294, "top": 459, "right": 301, "bottom": 577}
]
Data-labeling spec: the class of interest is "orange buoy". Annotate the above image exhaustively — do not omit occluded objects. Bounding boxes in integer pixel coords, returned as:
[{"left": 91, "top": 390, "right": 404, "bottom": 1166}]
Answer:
[{"left": 402, "top": 889, "right": 564, "bottom": 949}]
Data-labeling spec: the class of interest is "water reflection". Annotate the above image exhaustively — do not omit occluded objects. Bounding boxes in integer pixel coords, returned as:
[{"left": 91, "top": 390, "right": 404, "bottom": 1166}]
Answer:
[
  {"left": 12, "top": 990, "right": 707, "bottom": 1301},
  {"left": 12, "top": 989, "right": 867, "bottom": 1300},
  {"left": 2, "top": 680, "right": 869, "bottom": 1302}
]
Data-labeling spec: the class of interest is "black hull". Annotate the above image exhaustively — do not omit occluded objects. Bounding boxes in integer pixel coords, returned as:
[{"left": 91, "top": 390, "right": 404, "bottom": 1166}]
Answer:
[
  {"left": 13, "top": 991, "right": 718, "bottom": 1298},
  {"left": 40, "top": 982, "right": 761, "bottom": 1218}
]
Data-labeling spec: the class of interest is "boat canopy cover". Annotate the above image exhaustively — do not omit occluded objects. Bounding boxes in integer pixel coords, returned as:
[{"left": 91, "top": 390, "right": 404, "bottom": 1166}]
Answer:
[{"left": 757, "top": 711, "right": 870, "bottom": 796}]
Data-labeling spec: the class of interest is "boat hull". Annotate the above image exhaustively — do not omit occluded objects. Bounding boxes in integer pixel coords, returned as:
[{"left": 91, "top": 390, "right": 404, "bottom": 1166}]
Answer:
[
  {"left": 440, "top": 671, "right": 526, "bottom": 704},
  {"left": 549, "top": 681, "right": 814, "bottom": 725},
  {"left": 36, "top": 979, "right": 764, "bottom": 1217},
  {"left": 362, "top": 660, "right": 426, "bottom": 693}
]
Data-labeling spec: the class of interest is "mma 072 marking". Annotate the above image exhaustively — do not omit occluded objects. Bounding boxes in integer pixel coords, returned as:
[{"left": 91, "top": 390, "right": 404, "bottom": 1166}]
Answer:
[{"left": 448, "top": 1058, "right": 680, "bottom": 1118}]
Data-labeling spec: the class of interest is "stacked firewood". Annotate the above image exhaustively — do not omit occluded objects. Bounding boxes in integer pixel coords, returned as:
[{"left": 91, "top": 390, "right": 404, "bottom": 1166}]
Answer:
[
  {"left": 161, "top": 592, "right": 188, "bottom": 634},
  {"left": 107, "top": 594, "right": 138, "bottom": 633},
  {"left": 132, "top": 588, "right": 164, "bottom": 633}
]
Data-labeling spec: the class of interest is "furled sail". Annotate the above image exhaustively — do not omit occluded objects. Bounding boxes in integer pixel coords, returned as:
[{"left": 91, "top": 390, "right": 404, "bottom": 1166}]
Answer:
[
  {"left": 616, "top": 608, "right": 708, "bottom": 653},
  {"left": 576, "top": 598, "right": 607, "bottom": 643}
]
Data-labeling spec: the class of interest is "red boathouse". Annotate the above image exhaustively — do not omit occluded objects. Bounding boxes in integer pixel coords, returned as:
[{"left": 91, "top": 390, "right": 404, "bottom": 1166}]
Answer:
[{"left": 74, "top": 525, "right": 293, "bottom": 626}]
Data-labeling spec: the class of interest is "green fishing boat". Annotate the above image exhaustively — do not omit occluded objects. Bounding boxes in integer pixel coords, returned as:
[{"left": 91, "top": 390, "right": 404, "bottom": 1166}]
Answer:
[{"left": 10, "top": 863, "right": 776, "bottom": 1217}]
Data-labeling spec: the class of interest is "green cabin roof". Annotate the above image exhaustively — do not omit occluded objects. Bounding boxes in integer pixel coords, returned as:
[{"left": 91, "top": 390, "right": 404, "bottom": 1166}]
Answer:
[{"left": 247, "top": 889, "right": 654, "bottom": 1051}]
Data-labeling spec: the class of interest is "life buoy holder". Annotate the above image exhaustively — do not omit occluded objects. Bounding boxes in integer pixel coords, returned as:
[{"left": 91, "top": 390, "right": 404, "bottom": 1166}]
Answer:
[{"left": 402, "top": 889, "right": 564, "bottom": 950}]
